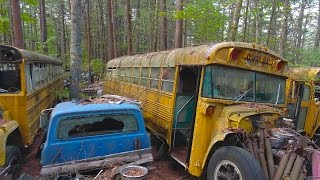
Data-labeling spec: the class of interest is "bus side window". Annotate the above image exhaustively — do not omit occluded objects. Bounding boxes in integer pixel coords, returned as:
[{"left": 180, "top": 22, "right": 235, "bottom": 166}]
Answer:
[
  {"left": 140, "top": 67, "right": 149, "bottom": 87},
  {"left": 150, "top": 67, "right": 160, "bottom": 89},
  {"left": 161, "top": 67, "right": 175, "bottom": 92},
  {"left": 25, "top": 64, "right": 33, "bottom": 92}
]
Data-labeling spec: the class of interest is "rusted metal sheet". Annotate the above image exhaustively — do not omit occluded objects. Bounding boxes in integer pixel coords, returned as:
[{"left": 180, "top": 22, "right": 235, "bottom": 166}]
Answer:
[
  {"left": 106, "top": 42, "right": 287, "bottom": 70},
  {"left": 289, "top": 67, "right": 320, "bottom": 81},
  {"left": 0, "top": 45, "right": 61, "bottom": 64}
]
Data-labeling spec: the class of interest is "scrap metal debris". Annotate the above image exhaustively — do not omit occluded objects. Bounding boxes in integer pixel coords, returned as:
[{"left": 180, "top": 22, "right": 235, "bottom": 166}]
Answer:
[
  {"left": 80, "top": 94, "right": 141, "bottom": 105},
  {"left": 243, "top": 117, "right": 320, "bottom": 180}
]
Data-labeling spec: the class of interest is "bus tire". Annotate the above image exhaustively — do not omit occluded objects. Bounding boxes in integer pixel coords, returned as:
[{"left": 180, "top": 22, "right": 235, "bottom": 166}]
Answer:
[
  {"left": 207, "top": 146, "right": 264, "bottom": 180},
  {"left": 5, "top": 146, "right": 22, "bottom": 180}
]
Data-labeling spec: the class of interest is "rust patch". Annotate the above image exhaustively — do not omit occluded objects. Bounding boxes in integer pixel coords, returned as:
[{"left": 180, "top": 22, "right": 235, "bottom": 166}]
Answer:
[
  {"left": 146, "top": 118, "right": 168, "bottom": 138},
  {"left": 0, "top": 119, "right": 9, "bottom": 126}
]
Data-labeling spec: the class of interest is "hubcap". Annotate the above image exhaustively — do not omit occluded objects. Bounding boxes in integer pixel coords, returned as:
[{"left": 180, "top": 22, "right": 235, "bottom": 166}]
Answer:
[{"left": 214, "top": 160, "right": 242, "bottom": 180}]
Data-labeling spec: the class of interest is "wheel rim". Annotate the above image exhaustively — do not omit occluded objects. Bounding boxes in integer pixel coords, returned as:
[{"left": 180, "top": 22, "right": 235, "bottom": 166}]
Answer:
[{"left": 213, "top": 160, "right": 242, "bottom": 180}]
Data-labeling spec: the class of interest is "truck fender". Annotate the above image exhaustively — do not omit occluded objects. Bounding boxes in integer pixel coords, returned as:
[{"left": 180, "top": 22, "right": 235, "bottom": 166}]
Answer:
[
  {"left": 0, "top": 120, "right": 19, "bottom": 166},
  {"left": 201, "top": 131, "right": 236, "bottom": 169}
]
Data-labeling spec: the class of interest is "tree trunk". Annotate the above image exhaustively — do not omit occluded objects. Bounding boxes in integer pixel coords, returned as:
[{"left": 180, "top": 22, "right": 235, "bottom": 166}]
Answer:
[
  {"left": 10, "top": 0, "right": 24, "bottom": 48},
  {"left": 159, "top": 0, "right": 167, "bottom": 50},
  {"left": 279, "top": 0, "right": 290, "bottom": 56},
  {"left": 229, "top": 0, "right": 242, "bottom": 41},
  {"left": 135, "top": 0, "right": 141, "bottom": 53},
  {"left": 39, "top": 0, "right": 48, "bottom": 53},
  {"left": 151, "top": 0, "right": 158, "bottom": 51},
  {"left": 70, "top": 0, "right": 83, "bottom": 100},
  {"left": 253, "top": 0, "right": 260, "bottom": 43},
  {"left": 85, "top": 0, "right": 93, "bottom": 84},
  {"left": 107, "top": 0, "right": 116, "bottom": 60},
  {"left": 314, "top": 0, "right": 320, "bottom": 49},
  {"left": 60, "top": 0, "right": 67, "bottom": 70},
  {"left": 296, "top": 0, "right": 307, "bottom": 50},
  {"left": 174, "top": 0, "right": 183, "bottom": 48},
  {"left": 126, "top": 0, "right": 132, "bottom": 55},
  {"left": 242, "top": 0, "right": 249, "bottom": 42},
  {"left": 266, "top": 0, "right": 276, "bottom": 47},
  {"left": 294, "top": 0, "right": 307, "bottom": 62}
]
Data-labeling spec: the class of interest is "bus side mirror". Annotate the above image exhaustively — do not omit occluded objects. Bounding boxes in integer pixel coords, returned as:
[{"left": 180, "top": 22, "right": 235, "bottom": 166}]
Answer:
[
  {"left": 315, "top": 98, "right": 319, "bottom": 102},
  {"left": 40, "top": 108, "right": 53, "bottom": 130}
]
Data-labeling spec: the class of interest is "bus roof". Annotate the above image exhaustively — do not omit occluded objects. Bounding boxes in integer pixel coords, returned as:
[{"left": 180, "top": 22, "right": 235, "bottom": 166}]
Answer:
[
  {"left": 0, "top": 45, "right": 62, "bottom": 64},
  {"left": 289, "top": 67, "right": 320, "bottom": 81},
  {"left": 107, "top": 42, "right": 288, "bottom": 75}
]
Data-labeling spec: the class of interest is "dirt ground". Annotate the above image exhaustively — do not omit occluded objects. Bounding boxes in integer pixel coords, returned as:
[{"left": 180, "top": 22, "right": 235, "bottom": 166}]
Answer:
[{"left": 20, "top": 131, "right": 197, "bottom": 180}]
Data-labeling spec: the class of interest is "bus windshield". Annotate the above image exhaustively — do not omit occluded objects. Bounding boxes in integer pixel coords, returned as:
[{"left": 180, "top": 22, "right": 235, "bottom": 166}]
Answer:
[
  {"left": 0, "top": 63, "right": 20, "bottom": 93},
  {"left": 202, "top": 65, "right": 286, "bottom": 104}
]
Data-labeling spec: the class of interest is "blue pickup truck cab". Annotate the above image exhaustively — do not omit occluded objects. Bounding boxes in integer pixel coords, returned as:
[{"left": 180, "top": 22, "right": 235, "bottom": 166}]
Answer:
[{"left": 40, "top": 95, "right": 152, "bottom": 176}]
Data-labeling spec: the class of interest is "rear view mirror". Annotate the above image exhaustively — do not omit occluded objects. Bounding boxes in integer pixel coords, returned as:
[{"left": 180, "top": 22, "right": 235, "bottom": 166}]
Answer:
[
  {"left": 40, "top": 108, "right": 53, "bottom": 130},
  {"left": 315, "top": 98, "right": 319, "bottom": 102}
]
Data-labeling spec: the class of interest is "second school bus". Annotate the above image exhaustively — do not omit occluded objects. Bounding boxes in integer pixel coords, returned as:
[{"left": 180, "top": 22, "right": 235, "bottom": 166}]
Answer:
[{"left": 104, "top": 42, "right": 288, "bottom": 178}]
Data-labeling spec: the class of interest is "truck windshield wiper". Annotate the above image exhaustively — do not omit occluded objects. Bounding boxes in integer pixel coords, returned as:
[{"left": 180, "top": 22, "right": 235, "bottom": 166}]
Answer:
[{"left": 235, "top": 88, "right": 253, "bottom": 103}]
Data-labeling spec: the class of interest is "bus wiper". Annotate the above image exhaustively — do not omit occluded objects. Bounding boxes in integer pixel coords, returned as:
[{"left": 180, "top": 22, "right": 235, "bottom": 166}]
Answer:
[
  {"left": 274, "top": 83, "right": 281, "bottom": 106},
  {"left": 235, "top": 88, "right": 253, "bottom": 103},
  {"left": 0, "top": 88, "right": 8, "bottom": 93}
]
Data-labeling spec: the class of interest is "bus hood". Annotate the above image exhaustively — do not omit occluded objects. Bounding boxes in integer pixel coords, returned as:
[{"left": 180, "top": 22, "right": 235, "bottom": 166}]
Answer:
[{"left": 220, "top": 104, "right": 283, "bottom": 132}]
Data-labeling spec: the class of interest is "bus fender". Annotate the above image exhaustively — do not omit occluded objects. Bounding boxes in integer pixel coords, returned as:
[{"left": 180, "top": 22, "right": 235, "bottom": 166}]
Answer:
[
  {"left": 201, "top": 131, "right": 236, "bottom": 169},
  {"left": 0, "top": 120, "right": 19, "bottom": 166}
]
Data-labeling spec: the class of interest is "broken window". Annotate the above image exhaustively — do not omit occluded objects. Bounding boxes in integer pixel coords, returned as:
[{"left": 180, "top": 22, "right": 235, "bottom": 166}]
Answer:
[
  {"left": 57, "top": 114, "right": 138, "bottom": 139},
  {"left": 161, "top": 67, "right": 175, "bottom": 92},
  {"left": 0, "top": 63, "right": 21, "bottom": 93}
]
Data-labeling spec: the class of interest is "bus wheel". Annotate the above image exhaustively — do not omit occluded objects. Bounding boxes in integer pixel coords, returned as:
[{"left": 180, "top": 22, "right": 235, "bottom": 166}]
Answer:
[
  {"left": 207, "top": 146, "right": 264, "bottom": 180},
  {"left": 5, "top": 146, "right": 22, "bottom": 180}
]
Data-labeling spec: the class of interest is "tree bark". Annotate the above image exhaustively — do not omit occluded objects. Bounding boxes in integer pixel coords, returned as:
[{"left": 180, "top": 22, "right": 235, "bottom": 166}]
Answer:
[
  {"left": 135, "top": 0, "right": 141, "bottom": 53},
  {"left": 241, "top": 0, "right": 249, "bottom": 42},
  {"left": 10, "top": 0, "right": 24, "bottom": 48},
  {"left": 266, "top": 0, "right": 276, "bottom": 47},
  {"left": 279, "top": 0, "right": 290, "bottom": 56},
  {"left": 159, "top": 0, "right": 167, "bottom": 50},
  {"left": 39, "top": 0, "right": 48, "bottom": 53},
  {"left": 174, "top": 0, "right": 183, "bottom": 48},
  {"left": 253, "top": 0, "right": 260, "bottom": 43},
  {"left": 70, "top": 0, "right": 83, "bottom": 100},
  {"left": 60, "top": 0, "right": 67, "bottom": 70},
  {"left": 296, "top": 0, "right": 307, "bottom": 49},
  {"left": 85, "top": 0, "right": 93, "bottom": 84},
  {"left": 126, "top": 0, "right": 132, "bottom": 55},
  {"left": 229, "top": 0, "right": 242, "bottom": 41},
  {"left": 315, "top": 0, "right": 320, "bottom": 49},
  {"left": 107, "top": 0, "right": 116, "bottom": 60}
]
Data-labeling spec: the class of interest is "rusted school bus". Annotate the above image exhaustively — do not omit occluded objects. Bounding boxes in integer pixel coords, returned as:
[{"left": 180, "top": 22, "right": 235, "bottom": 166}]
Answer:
[
  {"left": 0, "top": 45, "right": 63, "bottom": 177},
  {"left": 286, "top": 67, "right": 320, "bottom": 143},
  {"left": 105, "top": 42, "right": 289, "bottom": 179}
]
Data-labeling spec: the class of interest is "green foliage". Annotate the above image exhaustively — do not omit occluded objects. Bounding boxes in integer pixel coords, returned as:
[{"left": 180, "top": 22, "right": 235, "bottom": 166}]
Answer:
[
  {"left": 21, "top": 12, "right": 36, "bottom": 24},
  {"left": 177, "top": 0, "right": 227, "bottom": 43},
  {"left": 22, "top": 0, "right": 38, "bottom": 6},
  {"left": 92, "top": 59, "right": 105, "bottom": 77},
  {"left": 0, "top": 17, "right": 10, "bottom": 33},
  {"left": 296, "top": 49, "right": 320, "bottom": 67}
]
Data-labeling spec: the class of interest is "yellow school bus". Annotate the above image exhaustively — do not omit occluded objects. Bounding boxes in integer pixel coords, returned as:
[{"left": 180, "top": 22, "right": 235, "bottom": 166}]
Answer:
[
  {"left": 286, "top": 67, "right": 320, "bottom": 143},
  {"left": 105, "top": 42, "right": 288, "bottom": 178},
  {"left": 0, "top": 45, "right": 63, "bottom": 177}
]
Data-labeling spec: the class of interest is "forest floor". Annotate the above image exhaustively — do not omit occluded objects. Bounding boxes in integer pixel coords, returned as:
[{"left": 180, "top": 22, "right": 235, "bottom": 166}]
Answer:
[{"left": 20, "top": 131, "right": 197, "bottom": 180}]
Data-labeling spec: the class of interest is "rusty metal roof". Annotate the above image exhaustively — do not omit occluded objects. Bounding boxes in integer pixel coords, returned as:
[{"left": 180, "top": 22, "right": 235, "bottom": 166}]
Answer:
[
  {"left": 107, "top": 42, "right": 286, "bottom": 68},
  {"left": 289, "top": 67, "right": 320, "bottom": 81},
  {"left": 0, "top": 45, "right": 62, "bottom": 64}
]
